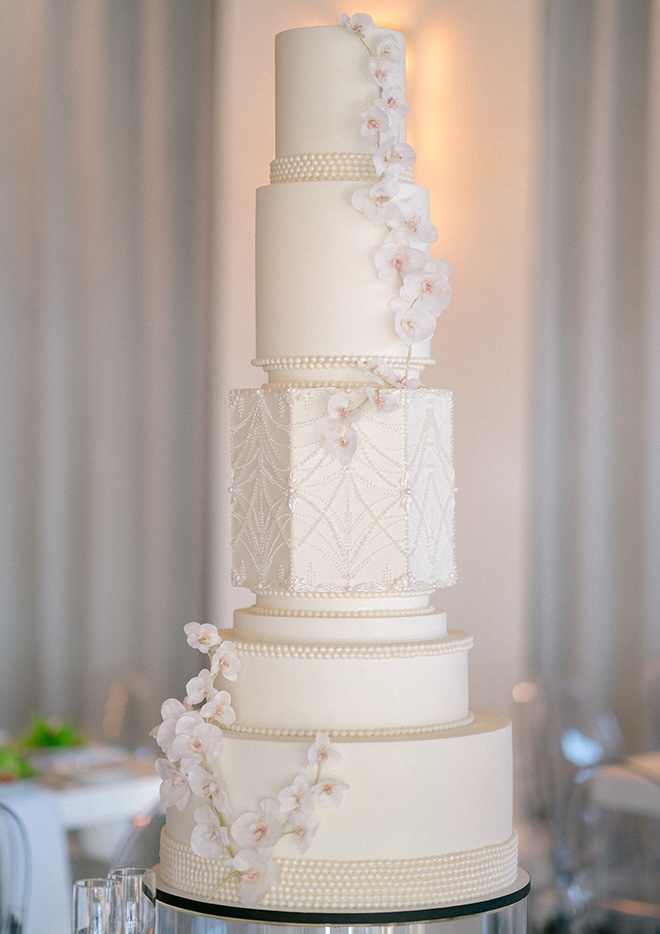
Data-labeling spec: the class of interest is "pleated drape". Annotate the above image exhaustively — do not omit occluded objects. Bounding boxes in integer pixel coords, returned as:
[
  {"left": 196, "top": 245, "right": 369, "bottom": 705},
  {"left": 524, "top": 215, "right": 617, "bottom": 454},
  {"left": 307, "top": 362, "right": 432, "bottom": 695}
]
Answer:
[
  {"left": 0, "top": 0, "right": 215, "bottom": 741},
  {"left": 532, "top": 0, "right": 660, "bottom": 746}
]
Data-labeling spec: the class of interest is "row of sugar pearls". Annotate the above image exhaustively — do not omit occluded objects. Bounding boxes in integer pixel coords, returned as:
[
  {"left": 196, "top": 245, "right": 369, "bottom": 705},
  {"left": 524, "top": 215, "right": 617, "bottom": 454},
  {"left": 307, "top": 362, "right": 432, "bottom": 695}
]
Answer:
[
  {"left": 224, "top": 719, "right": 473, "bottom": 738},
  {"left": 254, "top": 354, "right": 429, "bottom": 368},
  {"left": 246, "top": 604, "right": 435, "bottom": 616},
  {"left": 231, "top": 637, "right": 469, "bottom": 659},
  {"left": 267, "top": 870, "right": 516, "bottom": 910}
]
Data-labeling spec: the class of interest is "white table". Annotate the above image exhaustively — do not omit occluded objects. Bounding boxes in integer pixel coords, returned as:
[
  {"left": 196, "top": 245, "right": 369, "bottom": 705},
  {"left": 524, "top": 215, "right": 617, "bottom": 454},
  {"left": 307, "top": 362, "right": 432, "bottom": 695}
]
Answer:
[
  {"left": 590, "top": 751, "right": 660, "bottom": 817},
  {"left": 0, "top": 748, "right": 161, "bottom": 934}
]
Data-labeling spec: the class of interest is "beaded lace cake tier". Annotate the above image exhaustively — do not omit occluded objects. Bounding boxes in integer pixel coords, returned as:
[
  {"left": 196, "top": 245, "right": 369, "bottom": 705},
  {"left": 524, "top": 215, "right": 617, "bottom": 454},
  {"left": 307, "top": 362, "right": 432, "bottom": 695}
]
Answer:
[
  {"left": 230, "top": 387, "right": 456, "bottom": 595},
  {"left": 270, "top": 153, "right": 414, "bottom": 184},
  {"left": 159, "top": 830, "right": 519, "bottom": 911}
]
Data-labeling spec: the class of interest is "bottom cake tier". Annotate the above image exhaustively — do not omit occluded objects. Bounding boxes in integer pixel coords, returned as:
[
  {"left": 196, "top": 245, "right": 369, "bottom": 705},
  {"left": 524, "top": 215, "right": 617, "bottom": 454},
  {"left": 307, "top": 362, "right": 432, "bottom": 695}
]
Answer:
[{"left": 159, "top": 711, "right": 517, "bottom": 911}]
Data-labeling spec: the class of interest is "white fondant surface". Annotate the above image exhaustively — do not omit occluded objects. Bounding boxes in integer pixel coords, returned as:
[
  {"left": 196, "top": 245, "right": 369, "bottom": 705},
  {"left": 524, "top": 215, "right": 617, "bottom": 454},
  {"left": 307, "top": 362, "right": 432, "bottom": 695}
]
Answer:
[
  {"left": 222, "top": 628, "right": 472, "bottom": 733},
  {"left": 275, "top": 25, "right": 406, "bottom": 157},
  {"left": 166, "top": 711, "right": 513, "bottom": 862},
  {"left": 233, "top": 604, "right": 448, "bottom": 643},
  {"left": 256, "top": 181, "right": 432, "bottom": 365}
]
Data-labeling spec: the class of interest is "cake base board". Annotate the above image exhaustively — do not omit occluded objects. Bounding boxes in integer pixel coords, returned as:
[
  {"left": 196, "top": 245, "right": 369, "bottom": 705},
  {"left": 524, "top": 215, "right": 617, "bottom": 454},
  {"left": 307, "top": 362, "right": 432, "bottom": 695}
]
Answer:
[{"left": 156, "top": 869, "right": 529, "bottom": 928}]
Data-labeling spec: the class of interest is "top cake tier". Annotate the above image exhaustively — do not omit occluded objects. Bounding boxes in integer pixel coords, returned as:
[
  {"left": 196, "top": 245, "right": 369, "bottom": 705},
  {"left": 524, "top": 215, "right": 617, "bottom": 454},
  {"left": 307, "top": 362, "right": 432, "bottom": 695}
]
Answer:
[
  {"left": 275, "top": 25, "right": 406, "bottom": 158},
  {"left": 256, "top": 23, "right": 449, "bottom": 381}
]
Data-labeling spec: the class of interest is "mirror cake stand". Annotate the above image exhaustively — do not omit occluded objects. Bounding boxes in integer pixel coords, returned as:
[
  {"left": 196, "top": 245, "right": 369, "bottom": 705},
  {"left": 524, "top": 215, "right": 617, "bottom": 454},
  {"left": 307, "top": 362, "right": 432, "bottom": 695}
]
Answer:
[{"left": 156, "top": 870, "right": 529, "bottom": 933}]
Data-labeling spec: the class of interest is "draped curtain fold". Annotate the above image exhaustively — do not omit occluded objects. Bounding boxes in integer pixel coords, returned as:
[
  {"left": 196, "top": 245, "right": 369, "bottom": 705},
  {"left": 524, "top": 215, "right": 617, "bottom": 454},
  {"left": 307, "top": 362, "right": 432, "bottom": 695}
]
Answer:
[
  {"left": 532, "top": 0, "right": 660, "bottom": 746},
  {"left": 0, "top": 0, "right": 215, "bottom": 740}
]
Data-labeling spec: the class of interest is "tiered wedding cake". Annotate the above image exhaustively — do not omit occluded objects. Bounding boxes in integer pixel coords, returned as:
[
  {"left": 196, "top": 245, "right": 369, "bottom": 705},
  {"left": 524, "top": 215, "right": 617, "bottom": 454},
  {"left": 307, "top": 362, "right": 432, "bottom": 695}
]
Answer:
[{"left": 155, "top": 14, "right": 518, "bottom": 913}]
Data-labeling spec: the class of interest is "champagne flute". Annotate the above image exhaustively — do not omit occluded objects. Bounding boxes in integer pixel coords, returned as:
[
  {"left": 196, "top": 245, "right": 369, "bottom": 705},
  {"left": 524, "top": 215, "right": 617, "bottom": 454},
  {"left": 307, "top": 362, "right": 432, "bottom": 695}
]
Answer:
[
  {"left": 107, "top": 867, "right": 156, "bottom": 934},
  {"left": 72, "top": 878, "right": 121, "bottom": 934}
]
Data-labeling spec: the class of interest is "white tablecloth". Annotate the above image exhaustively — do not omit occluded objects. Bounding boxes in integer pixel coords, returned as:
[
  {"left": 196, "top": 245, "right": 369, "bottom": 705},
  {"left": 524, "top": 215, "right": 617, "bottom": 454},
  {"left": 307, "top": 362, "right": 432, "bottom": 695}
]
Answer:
[
  {"left": 591, "top": 751, "right": 660, "bottom": 817},
  {"left": 0, "top": 750, "right": 160, "bottom": 934}
]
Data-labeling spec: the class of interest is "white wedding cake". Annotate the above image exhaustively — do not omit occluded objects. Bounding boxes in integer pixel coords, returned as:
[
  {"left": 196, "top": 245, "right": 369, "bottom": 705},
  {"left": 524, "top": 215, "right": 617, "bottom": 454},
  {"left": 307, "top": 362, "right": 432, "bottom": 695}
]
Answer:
[{"left": 155, "top": 14, "right": 518, "bottom": 914}]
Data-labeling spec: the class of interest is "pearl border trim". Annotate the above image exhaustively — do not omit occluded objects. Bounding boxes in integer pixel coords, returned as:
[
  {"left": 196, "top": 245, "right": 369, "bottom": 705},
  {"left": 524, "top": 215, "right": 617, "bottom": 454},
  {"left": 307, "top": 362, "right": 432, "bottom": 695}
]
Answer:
[
  {"left": 241, "top": 586, "right": 450, "bottom": 599},
  {"left": 252, "top": 355, "right": 434, "bottom": 371},
  {"left": 224, "top": 712, "right": 475, "bottom": 738},
  {"left": 228, "top": 633, "right": 473, "bottom": 660},
  {"left": 159, "top": 830, "right": 518, "bottom": 910},
  {"left": 244, "top": 605, "right": 438, "bottom": 618},
  {"left": 270, "top": 152, "right": 414, "bottom": 185}
]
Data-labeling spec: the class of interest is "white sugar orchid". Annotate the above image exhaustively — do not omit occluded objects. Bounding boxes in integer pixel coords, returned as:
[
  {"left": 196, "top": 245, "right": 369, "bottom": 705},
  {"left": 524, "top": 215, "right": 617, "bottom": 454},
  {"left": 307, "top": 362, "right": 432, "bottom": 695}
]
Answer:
[
  {"left": 400, "top": 258, "right": 452, "bottom": 315},
  {"left": 278, "top": 773, "right": 314, "bottom": 814},
  {"left": 307, "top": 732, "right": 342, "bottom": 771},
  {"left": 151, "top": 697, "right": 190, "bottom": 759},
  {"left": 374, "top": 231, "right": 427, "bottom": 282},
  {"left": 187, "top": 765, "right": 231, "bottom": 815},
  {"left": 312, "top": 777, "right": 350, "bottom": 809},
  {"left": 375, "top": 85, "right": 410, "bottom": 121},
  {"left": 339, "top": 12, "right": 374, "bottom": 38},
  {"left": 388, "top": 195, "right": 438, "bottom": 244},
  {"left": 171, "top": 718, "right": 223, "bottom": 767},
  {"left": 369, "top": 57, "right": 398, "bottom": 89},
  {"left": 351, "top": 173, "right": 399, "bottom": 223},
  {"left": 392, "top": 300, "right": 437, "bottom": 346},
  {"left": 341, "top": 11, "right": 450, "bottom": 361},
  {"left": 231, "top": 799, "right": 282, "bottom": 850},
  {"left": 155, "top": 758, "right": 191, "bottom": 811},
  {"left": 327, "top": 391, "right": 364, "bottom": 423},
  {"left": 185, "top": 668, "right": 217, "bottom": 706},
  {"left": 232, "top": 849, "right": 282, "bottom": 908},
  {"left": 359, "top": 357, "right": 420, "bottom": 389},
  {"left": 323, "top": 427, "right": 357, "bottom": 466},
  {"left": 360, "top": 105, "right": 390, "bottom": 144},
  {"left": 366, "top": 386, "right": 399, "bottom": 419},
  {"left": 201, "top": 689, "right": 236, "bottom": 727},
  {"left": 374, "top": 33, "right": 402, "bottom": 63},
  {"left": 359, "top": 357, "right": 389, "bottom": 385},
  {"left": 184, "top": 621, "right": 221, "bottom": 654},
  {"left": 191, "top": 804, "right": 230, "bottom": 860},
  {"left": 288, "top": 810, "right": 318, "bottom": 854},
  {"left": 373, "top": 135, "right": 416, "bottom": 177},
  {"left": 210, "top": 640, "right": 242, "bottom": 682}
]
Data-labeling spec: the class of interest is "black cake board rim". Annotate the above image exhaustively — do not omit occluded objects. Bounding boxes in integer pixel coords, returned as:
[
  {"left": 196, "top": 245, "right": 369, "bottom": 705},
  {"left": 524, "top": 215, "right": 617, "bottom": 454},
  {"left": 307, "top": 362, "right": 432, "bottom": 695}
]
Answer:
[{"left": 156, "top": 869, "right": 530, "bottom": 926}]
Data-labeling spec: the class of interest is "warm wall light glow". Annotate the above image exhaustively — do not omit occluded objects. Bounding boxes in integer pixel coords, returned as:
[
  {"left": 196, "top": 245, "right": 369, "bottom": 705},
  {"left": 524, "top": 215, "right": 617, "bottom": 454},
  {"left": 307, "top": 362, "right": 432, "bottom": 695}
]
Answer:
[{"left": 412, "top": 24, "right": 454, "bottom": 197}]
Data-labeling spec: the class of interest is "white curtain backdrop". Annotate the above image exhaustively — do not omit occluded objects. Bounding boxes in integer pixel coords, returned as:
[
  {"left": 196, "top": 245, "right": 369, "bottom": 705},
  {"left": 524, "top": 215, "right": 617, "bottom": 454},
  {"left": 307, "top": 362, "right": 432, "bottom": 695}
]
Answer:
[
  {"left": 532, "top": 0, "right": 660, "bottom": 747},
  {"left": 4, "top": 0, "right": 659, "bottom": 754},
  {"left": 0, "top": 0, "right": 215, "bottom": 742}
]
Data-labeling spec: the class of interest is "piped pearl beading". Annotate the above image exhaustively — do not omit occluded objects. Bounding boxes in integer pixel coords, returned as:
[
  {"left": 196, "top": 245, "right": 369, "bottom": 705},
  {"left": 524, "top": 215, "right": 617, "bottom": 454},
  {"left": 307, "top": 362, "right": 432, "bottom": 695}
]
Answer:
[
  {"left": 229, "top": 633, "right": 472, "bottom": 660},
  {"left": 159, "top": 830, "right": 518, "bottom": 910},
  {"left": 245, "top": 604, "right": 437, "bottom": 618},
  {"left": 224, "top": 713, "right": 475, "bottom": 738},
  {"left": 270, "top": 152, "right": 414, "bottom": 185},
  {"left": 252, "top": 355, "right": 434, "bottom": 371}
]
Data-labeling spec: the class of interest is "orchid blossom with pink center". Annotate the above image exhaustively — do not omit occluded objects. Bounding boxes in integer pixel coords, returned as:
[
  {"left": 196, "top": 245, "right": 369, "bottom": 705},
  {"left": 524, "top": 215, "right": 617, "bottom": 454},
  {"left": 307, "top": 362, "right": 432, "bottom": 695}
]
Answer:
[
  {"left": 312, "top": 776, "right": 349, "bottom": 809},
  {"left": 278, "top": 773, "right": 314, "bottom": 814},
  {"left": 231, "top": 799, "right": 282, "bottom": 850},
  {"left": 232, "top": 849, "right": 282, "bottom": 907},
  {"left": 155, "top": 758, "right": 191, "bottom": 811},
  {"left": 184, "top": 621, "right": 221, "bottom": 654},
  {"left": 191, "top": 804, "right": 230, "bottom": 860},
  {"left": 210, "top": 640, "right": 242, "bottom": 682}
]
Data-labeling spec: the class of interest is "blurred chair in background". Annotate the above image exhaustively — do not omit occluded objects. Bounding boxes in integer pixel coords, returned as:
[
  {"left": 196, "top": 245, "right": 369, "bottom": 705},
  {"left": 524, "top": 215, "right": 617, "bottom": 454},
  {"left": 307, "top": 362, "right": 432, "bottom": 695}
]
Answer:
[
  {"left": 0, "top": 802, "right": 30, "bottom": 934},
  {"left": 564, "top": 760, "right": 660, "bottom": 933},
  {"left": 512, "top": 676, "right": 625, "bottom": 931},
  {"left": 108, "top": 805, "right": 165, "bottom": 873},
  {"left": 641, "top": 658, "right": 660, "bottom": 753}
]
